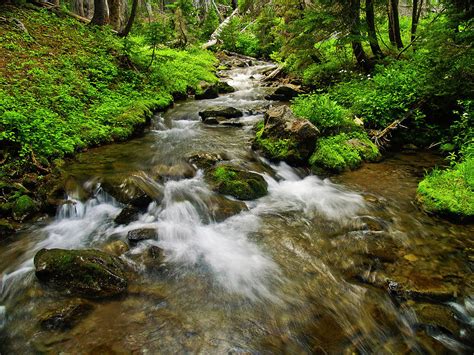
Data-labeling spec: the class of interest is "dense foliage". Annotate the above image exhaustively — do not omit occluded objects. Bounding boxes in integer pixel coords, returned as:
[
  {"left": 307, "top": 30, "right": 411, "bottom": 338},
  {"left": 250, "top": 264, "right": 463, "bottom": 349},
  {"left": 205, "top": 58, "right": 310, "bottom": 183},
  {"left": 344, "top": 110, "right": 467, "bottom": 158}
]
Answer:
[{"left": 0, "top": 6, "right": 217, "bottom": 176}]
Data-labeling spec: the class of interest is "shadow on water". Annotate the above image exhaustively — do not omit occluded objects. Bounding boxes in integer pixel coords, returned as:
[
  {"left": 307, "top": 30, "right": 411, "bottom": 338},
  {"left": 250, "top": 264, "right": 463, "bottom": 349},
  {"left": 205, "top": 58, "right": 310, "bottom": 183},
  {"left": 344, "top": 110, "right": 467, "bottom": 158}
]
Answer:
[{"left": 0, "top": 63, "right": 473, "bottom": 354}]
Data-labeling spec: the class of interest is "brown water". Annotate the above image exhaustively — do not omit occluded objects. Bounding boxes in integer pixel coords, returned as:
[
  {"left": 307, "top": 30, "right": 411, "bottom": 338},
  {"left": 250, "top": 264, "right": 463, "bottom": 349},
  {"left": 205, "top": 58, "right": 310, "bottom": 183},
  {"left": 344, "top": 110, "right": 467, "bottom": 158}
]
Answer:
[{"left": 0, "top": 64, "right": 473, "bottom": 354}]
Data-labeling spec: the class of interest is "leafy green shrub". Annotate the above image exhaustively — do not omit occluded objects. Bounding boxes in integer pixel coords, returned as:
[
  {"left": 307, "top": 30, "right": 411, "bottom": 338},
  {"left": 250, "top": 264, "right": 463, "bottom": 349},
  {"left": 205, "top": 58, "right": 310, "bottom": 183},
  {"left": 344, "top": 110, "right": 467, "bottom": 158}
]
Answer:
[
  {"left": 329, "top": 61, "right": 426, "bottom": 129},
  {"left": 291, "top": 94, "right": 354, "bottom": 134},
  {"left": 417, "top": 158, "right": 474, "bottom": 220},
  {"left": 309, "top": 132, "right": 379, "bottom": 172}
]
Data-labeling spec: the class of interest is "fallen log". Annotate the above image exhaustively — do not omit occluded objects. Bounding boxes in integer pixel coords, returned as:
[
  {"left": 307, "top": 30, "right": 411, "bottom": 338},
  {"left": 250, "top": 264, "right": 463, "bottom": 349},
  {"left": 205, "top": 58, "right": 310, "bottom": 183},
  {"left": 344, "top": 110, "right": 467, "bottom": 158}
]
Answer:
[{"left": 202, "top": 7, "right": 239, "bottom": 50}]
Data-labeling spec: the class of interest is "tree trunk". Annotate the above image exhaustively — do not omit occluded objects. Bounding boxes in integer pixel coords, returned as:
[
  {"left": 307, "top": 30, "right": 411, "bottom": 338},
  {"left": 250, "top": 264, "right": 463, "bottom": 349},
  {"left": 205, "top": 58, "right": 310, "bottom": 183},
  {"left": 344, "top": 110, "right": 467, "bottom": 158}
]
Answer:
[
  {"left": 109, "top": 0, "right": 125, "bottom": 30},
  {"left": 90, "top": 0, "right": 108, "bottom": 25},
  {"left": 365, "top": 0, "right": 383, "bottom": 58},
  {"left": 387, "top": 0, "right": 403, "bottom": 48},
  {"left": 71, "top": 0, "right": 85, "bottom": 17},
  {"left": 411, "top": 0, "right": 423, "bottom": 42},
  {"left": 350, "top": 0, "right": 370, "bottom": 71},
  {"left": 119, "top": 0, "right": 138, "bottom": 37}
]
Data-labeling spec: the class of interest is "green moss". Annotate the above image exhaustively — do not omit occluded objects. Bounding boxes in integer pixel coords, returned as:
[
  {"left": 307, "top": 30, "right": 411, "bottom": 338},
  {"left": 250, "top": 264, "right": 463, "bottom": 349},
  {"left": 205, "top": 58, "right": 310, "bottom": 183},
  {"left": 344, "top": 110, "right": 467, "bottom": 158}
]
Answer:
[
  {"left": 12, "top": 195, "right": 37, "bottom": 219},
  {"left": 210, "top": 165, "right": 268, "bottom": 200},
  {"left": 0, "top": 5, "right": 217, "bottom": 175},
  {"left": 417, "top": 159, "right": 474, "bottom": 220},
  {"left": 254, "top": 123, "right": 300, "bottom": 161},
  {"left": 310, "top": 132, "right": 380, "bottom": 172}
]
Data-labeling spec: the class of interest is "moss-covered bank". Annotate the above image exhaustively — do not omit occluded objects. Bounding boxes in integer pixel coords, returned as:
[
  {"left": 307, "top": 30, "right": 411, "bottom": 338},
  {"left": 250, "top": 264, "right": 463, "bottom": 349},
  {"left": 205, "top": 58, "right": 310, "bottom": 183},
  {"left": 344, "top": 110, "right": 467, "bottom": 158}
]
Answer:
[{"left": 0, "top": 5, "right": 218, "bottom": 226}]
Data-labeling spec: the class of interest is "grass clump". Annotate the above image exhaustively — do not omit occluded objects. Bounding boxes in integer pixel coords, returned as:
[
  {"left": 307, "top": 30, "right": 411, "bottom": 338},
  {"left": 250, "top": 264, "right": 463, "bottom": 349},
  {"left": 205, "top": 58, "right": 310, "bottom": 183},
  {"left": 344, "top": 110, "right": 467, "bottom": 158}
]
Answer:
[{"left": 417, "top": 158, "right": 474, "bottom": 220}]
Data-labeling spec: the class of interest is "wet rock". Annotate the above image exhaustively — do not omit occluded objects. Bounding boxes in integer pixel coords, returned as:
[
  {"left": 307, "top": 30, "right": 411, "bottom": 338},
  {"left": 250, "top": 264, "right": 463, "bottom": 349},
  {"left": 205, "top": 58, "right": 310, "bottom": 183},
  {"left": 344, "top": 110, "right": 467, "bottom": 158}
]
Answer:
[
  {"left": 195, "top": 85, "right": 218, "bottom": 100},
  {"left": 199, "top": 107, "right": 243, "bottom": 119},
  {"left": 151, "top": 163, "right": 196, "bottom": 180},
  {"left": 202, "top": 116, "right": 243, "bottom": 127},
  {"left": 102, "top": 240, "right": 130, "bottom": 256},
  {"left": 12, "top": 195, "right": 38, "bottom": 221},
  {"left": 39, "top": 300, "right": 94, "bottom": 330},
  {"left": 360, "top": 269, "right": 459, "bottom": 302},
  {"left": 207, "top": 195, "right": 248, "bottom": 222},
  {"left": 253, "top": 106, "right": 320, "bottom": 165},
  {"left": 216, "top": 81, "right": 235, "bottom": 94},
  {"left": 187, "top": 152, "right": 229, "bottom": 170},
  {"left": 0, "top": 219, "right": 16, "bottom": 239},
  {"left": 101, "top": 172, "right": 163, "bottom": 208},
  {"left": 34, "top": 248, "right": 128, "bottom": 298},
  {"left": 114, "top": 205, "right": 140, "bottom": 225},
  {"left": 265, "top": 84, "right": 302, "bottom": 101},
  {"left": 206, "top": 164, "right": 268, "bottom": 200},
  {"left": 148, "top": 245, "right": 164, "bottom": 260},
  {"left": 407, "top": 302, "right": 461, "bottom": 336},
  {"left": 127, "top": 228, "right": 157, "bottom": 245}
]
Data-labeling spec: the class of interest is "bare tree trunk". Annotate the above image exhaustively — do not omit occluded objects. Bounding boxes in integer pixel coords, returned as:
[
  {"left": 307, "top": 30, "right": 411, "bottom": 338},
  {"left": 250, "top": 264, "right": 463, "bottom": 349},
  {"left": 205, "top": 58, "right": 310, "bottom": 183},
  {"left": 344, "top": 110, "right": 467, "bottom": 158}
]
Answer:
[
  {"left": 350, "top": 0, "right": 370, "bottom": 71},
  {"left": 387, "top": 0, "right": 403, "bottom": 48},
  {"left": 90, "top": 0, "right": 108, "bottom": 25},
  {"left": 411, "top": 0, "right": 423, "bottom": 41},
  {"left": 109, "top": 0, "right": 126, "bottom": 30},
  {"left": 71, "top": 0, "right": 85, "bottom": 16},
  {"left": 119, "top": 0, "right": 138, "bottom": 37},
  {"left": 366, "top": 0, "right": 383, "bottom": 58}
]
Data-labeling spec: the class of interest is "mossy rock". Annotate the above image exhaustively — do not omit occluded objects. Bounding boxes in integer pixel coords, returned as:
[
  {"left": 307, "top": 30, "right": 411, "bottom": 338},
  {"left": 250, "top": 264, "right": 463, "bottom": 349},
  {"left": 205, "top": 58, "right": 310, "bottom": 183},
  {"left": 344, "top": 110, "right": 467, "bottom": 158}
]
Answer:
[
  {"left": 34, "top": 248, "right": 128, "bottom": 298},
  {"left": 207, "top": 165, "right": 268, "bottom": 200},
  {"left": 253, "top": 106, "right": 319, "bottom": 165},
  {"left": 310, "top": 132, "right": 380, "bottom": 173},
  {"left": 12, "top": 195, "right": 38, "bottom": 220}
]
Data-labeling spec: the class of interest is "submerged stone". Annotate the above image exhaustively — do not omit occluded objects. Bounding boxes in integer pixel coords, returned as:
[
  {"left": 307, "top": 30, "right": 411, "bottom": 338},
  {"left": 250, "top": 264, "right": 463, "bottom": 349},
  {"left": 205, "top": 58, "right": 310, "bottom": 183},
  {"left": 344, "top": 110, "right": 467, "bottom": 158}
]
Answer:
[
  {"left": 187, "top": 152, "right": 229, "bottom": 170},
  {"left": 34, "top": 248, "right": 128, "bottom": 298},
  {"left": 102, "top": 240, "right": 130, "bottom": 256},
  {"left": 39, "top": 300, "right": 94, "bottom": 330},
  {"left": 207, "top": 165, "right": 268, "bottom": 200}
]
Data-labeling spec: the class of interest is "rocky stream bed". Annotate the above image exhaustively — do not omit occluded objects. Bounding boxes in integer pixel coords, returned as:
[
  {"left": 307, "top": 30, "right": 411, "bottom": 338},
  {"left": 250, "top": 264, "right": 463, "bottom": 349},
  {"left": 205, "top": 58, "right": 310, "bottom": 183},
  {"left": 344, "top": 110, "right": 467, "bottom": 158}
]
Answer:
[{"left": 0, "top": 57, "right": 473, "bottom": 354}]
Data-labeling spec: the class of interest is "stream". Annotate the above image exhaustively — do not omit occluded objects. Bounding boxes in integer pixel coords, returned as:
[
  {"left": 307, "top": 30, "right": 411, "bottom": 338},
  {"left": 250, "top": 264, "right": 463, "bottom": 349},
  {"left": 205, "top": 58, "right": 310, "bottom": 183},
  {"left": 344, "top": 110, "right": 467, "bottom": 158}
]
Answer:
[{"left": 0, "top": 62, "right": 473, "bottom": 354}]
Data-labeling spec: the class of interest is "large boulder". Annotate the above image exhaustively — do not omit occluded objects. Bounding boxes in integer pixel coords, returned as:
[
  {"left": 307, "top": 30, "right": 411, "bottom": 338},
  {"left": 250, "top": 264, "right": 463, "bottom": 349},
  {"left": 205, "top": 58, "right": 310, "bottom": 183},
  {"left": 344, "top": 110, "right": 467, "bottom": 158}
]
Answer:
[
  {"left": 253, "top": 106, "right": 319, "bottom": 165},
  {"left": 34, "top": 248, "right": 128, "bottom": 298},
  {"left": 151, "top": 162, "right": 196, "bottom": 181},
  {"left": 206, "top": 165, "right": 268, "bottom": 200},
  {"left": 265, "top": 84, "right": 302, "bottom": 101}
]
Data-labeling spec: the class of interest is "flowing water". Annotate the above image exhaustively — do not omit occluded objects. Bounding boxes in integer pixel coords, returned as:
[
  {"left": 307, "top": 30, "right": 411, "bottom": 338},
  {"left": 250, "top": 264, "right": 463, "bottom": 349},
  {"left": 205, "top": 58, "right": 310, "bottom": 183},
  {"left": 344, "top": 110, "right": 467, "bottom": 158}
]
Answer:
[{"left": 0, "top": 62, "right": 473, "bottom": 354}]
